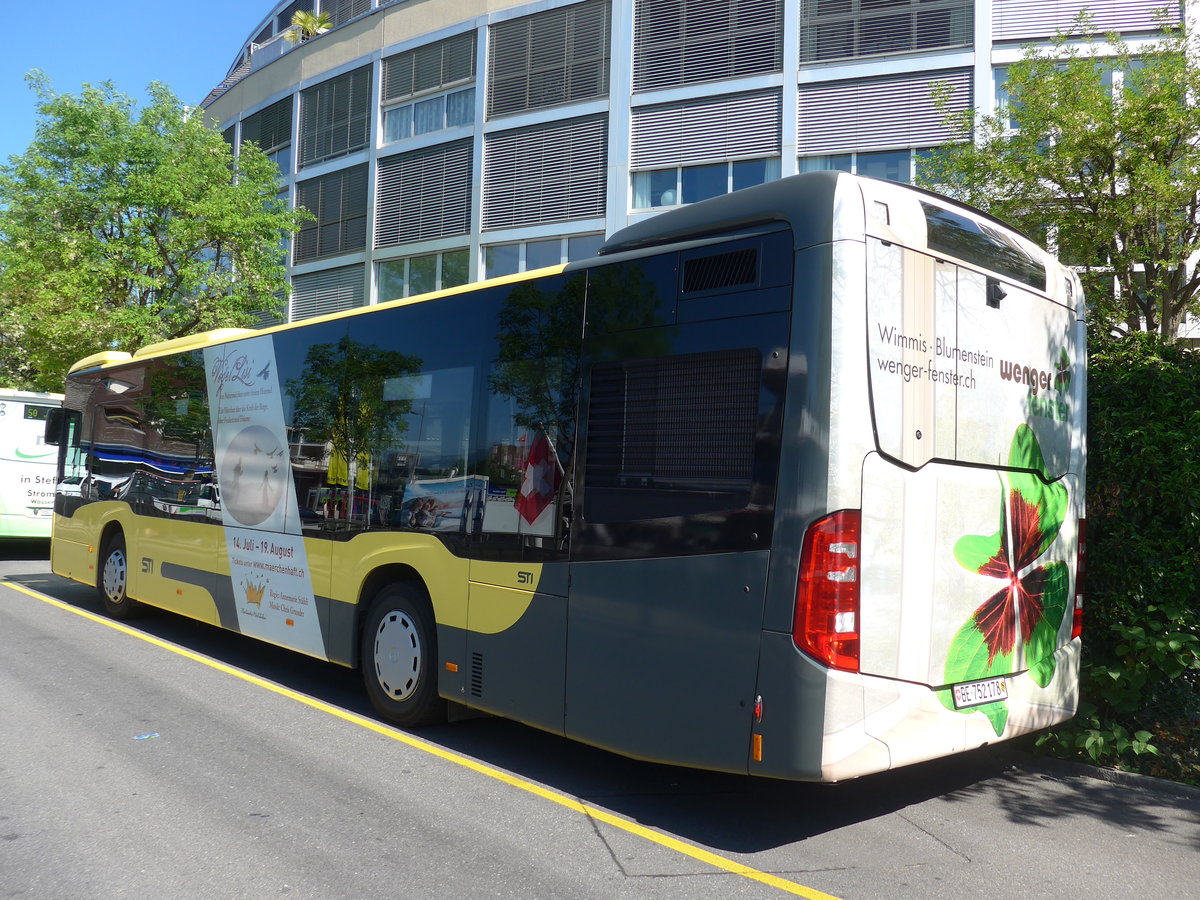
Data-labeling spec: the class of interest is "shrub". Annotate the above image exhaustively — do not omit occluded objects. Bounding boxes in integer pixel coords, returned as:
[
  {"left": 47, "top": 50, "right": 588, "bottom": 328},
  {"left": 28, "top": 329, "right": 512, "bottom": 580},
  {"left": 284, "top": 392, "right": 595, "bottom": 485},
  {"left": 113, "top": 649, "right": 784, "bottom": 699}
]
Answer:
[{"left": 1038, "top": 332, "right": 1200, "bottom": 782}]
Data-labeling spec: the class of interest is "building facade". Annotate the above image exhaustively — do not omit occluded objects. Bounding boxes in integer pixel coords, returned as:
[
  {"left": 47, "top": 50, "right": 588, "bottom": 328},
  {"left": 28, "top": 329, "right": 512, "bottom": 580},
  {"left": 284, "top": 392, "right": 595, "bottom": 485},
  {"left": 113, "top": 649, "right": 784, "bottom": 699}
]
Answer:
[{"left": 202, "top": 0, "right": 1180, "bottom": 323}]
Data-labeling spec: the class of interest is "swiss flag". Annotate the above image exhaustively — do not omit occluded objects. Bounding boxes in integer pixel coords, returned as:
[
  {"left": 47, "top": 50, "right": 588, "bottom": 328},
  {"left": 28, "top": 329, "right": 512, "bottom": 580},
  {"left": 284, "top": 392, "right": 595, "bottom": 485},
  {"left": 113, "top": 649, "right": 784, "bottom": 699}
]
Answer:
[{"left": 515, "top": 432, "right": 560, "bottom": 525}]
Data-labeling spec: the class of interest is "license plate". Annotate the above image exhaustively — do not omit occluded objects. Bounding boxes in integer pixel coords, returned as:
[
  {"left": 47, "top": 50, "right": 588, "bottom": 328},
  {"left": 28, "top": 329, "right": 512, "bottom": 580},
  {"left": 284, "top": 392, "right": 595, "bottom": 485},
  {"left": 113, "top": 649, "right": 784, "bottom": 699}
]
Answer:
[{"left": 952, "top": 676, "right": 1009, "bottom": 709}]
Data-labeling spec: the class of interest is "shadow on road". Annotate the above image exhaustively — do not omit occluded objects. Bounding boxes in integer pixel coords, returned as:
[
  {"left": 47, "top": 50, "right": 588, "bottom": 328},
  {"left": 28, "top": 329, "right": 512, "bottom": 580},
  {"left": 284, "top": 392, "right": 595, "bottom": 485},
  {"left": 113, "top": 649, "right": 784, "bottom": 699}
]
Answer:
[{"left": 6, "top": 559, "right": 1199, "bottom": 856}]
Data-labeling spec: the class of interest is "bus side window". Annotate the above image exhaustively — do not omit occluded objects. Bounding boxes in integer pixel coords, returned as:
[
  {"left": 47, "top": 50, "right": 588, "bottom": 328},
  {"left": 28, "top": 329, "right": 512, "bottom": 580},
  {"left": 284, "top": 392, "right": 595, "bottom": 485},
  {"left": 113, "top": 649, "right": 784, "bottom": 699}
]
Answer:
[{"left": 483, "top": 274, "right": 582, "bottom": 550}]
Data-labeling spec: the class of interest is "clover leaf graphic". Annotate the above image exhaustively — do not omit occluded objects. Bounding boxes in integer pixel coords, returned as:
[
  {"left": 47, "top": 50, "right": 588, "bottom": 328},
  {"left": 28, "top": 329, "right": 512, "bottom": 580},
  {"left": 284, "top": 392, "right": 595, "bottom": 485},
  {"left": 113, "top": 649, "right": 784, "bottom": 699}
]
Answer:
[
  {"left": 939, "top": 424, "right": 1071, "bottom": 735},
  {"left": 1054, "top": 348, "right": 1072, "bottom": 393}
]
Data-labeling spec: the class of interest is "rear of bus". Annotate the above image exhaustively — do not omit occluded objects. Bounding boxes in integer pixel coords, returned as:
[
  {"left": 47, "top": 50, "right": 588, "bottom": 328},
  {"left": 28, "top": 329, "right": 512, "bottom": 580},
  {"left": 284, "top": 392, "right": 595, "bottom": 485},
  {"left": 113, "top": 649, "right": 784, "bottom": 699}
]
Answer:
[
  {"left": 757, "top": 174, "right": 1084, "bottom": 780},
  {"left": 0, "top": 391, "right": 63, "bottom": 539}
]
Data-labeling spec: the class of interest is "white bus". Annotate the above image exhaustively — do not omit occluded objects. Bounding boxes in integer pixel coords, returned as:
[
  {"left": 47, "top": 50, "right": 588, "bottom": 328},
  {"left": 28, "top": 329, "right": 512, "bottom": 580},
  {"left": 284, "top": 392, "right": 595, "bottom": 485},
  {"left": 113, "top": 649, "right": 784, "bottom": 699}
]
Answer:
[{"left": 1, "top": 389, "right": 63, "bottom": 539}]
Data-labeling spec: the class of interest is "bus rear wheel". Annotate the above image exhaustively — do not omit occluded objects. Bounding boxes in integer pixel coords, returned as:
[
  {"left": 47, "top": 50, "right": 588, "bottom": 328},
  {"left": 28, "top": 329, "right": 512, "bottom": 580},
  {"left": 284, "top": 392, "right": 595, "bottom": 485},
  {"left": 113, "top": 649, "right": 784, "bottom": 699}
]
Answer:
[
  {"left": 97, "top": 533, "right": 140, "bottom": 619},
  {"left": 361, "top": 582, "right": 446, "bottom": 727}
]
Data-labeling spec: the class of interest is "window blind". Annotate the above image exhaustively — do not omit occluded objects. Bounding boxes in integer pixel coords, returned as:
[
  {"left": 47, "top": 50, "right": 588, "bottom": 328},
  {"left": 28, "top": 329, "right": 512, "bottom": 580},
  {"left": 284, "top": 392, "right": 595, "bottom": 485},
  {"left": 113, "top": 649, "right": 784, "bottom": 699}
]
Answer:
[
  {"left": 299, "top": 66, "right": 371, "bottom": 169},
  {"left": 375, "top": 139, "right": 473, "bottom": 248},
  {"left": 797, "top": 69, "right": 971, "bottom": 153},
  {"left": 290, "top": 264, "right": 366, "bottom": 321},
  {"left": 241, "top": 97, "right": 293, "bottom": 156},
  {"left": 483, "top": 114, "right": 608, "bottom": 230},
  {"left": 633, "top": 0, "right": 783, "bottom": 93},
  {"left": 383, "top": 31, "right": 476, "bottom": 103},
  {"left": 294, "top": 164, "right": 369, "bottom": 263},
  {"left": 487, "top": 0, "right": 611, "bottom": 117},
  {"left": 632, "top": 91, "right": 781, "bottom": 168},
  {"left": 799, "top": 0, "right": 973, "bottom": 63}
]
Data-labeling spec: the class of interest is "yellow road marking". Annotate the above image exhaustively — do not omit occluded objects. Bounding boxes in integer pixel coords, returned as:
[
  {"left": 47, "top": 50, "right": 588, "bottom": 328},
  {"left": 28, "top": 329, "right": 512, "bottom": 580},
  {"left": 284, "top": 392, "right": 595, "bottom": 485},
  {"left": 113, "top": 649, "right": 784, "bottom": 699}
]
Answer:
[{"left": 7, "top": 581, "right": 839, "bottom": 899}]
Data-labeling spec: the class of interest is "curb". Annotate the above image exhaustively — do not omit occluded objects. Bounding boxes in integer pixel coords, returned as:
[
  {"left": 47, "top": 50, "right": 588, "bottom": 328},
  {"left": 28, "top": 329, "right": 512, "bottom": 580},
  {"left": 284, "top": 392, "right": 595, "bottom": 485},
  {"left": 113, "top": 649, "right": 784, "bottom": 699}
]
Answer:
[{"left": 989, "top": 747, "right": 1200, "bottom": 802}]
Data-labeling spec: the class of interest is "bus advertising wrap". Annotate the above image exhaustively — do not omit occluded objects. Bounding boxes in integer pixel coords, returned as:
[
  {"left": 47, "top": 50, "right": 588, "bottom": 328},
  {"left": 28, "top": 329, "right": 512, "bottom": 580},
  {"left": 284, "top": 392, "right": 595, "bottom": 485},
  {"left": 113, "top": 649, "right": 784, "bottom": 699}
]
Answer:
[{"left": 204, "top": 337, "right": 327, "bottom": 660}]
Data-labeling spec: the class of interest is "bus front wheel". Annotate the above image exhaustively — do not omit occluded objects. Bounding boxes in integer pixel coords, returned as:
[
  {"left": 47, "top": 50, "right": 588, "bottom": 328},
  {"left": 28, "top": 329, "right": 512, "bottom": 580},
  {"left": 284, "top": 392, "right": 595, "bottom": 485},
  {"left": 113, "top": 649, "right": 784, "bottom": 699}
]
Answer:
[
  {"left": 361, "top": 583, "right": 446, "bottom": 727},
  {"left": 97, "top": 533, "right": 139, "bottom": 619}
]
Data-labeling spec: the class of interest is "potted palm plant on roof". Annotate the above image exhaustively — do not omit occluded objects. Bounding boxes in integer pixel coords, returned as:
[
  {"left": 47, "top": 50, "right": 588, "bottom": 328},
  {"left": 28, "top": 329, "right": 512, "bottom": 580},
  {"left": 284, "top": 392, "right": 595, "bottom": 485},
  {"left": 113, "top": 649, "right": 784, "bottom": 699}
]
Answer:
[{"left": 285, "top": 10, "right": 332, "bottom": 44}]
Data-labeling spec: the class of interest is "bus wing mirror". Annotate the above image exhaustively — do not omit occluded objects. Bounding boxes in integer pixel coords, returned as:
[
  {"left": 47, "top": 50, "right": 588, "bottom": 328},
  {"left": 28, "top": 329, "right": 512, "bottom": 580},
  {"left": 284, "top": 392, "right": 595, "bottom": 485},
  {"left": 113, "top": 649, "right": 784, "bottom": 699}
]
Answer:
[{"left": 44, "top": 407, "right": 64, "bottom": 446}]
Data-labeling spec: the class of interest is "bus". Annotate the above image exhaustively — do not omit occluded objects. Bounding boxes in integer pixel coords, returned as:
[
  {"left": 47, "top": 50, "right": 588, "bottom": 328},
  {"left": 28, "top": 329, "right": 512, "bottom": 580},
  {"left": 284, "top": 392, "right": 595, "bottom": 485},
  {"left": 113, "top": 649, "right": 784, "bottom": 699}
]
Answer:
[
  {"left": 45, "top": 172, "right": 1085, "bottom": 781},
  {"left": 1, "top": 389, "right": 63, "bottom": 539}
]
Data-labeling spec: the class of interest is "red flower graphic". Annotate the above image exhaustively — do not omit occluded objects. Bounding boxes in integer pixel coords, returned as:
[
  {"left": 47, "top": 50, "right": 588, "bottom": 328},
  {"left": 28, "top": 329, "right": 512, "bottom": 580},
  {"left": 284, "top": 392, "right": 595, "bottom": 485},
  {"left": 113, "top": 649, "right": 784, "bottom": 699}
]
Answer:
[
  {"left": 941, "top": 425, "right": 1073, "bottom": 736},
  {"left": 972, "top": 488, "right": 1052, "bottom": 665}
]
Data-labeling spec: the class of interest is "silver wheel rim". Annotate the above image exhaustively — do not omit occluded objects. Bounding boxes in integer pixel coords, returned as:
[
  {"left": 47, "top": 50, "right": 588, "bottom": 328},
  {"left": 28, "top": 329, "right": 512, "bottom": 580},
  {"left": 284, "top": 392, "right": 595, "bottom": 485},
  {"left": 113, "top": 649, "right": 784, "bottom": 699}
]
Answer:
[
  {"left": 102, "top": 548, "right": 127, "bottom": 603},
  {"left": 373, "top": 610, "right": 421, "bottom": 701}
]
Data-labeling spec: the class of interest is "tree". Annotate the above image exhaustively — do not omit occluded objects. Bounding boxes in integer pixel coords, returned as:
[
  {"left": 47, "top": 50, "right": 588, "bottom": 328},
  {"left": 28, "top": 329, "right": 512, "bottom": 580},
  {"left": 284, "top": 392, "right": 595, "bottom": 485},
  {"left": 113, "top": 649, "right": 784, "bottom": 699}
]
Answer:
[
  {"left": 0, "top": 73, "right": 305, "bottom": 391},
  {"left": 1040, "top": 331, "right": 1200, "bottom": 779},
  {"left": 919, "top": 17, "right": 1200, "bottom": 338},
  {"left": 285, "top": 334, "right": 420, "bottom": 506}
]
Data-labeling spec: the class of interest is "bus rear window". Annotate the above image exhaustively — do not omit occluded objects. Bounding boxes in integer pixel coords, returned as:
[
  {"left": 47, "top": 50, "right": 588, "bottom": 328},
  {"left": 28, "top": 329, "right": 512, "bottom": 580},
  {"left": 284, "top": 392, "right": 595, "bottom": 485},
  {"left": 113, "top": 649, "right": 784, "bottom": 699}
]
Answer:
[
  {"left": 921, "top": 202, "right": 1046, "bottom": 291},
  {"left": 584, "top": 347, "right": 760, "bottom": 523}
]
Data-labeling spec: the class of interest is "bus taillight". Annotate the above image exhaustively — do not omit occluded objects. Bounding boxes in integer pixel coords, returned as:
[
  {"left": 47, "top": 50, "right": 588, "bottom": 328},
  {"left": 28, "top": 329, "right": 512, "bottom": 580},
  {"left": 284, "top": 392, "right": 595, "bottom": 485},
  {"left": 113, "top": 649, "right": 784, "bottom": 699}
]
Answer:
[
  {"left": 1073, "top": 518, "right": 1086, "bottom": 641},
  {"left": 794, "top": 510, "right": 861, "bottom": 672}
]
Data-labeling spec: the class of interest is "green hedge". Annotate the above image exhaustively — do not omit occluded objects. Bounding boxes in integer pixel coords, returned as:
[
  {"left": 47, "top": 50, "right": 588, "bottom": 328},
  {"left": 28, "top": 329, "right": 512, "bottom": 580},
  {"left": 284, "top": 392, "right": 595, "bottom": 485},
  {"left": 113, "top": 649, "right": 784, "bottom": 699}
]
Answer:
[{"left": 1039, "top": 332, "right": 1200, "bottom": 779}]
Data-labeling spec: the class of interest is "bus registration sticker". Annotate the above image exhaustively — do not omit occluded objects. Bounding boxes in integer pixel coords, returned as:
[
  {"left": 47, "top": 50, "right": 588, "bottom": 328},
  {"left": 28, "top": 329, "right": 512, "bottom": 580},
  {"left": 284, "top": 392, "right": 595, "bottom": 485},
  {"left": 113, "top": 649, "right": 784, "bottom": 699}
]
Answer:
[{"left": 952, "top": 677, "right": 1009, "bottom": 710}]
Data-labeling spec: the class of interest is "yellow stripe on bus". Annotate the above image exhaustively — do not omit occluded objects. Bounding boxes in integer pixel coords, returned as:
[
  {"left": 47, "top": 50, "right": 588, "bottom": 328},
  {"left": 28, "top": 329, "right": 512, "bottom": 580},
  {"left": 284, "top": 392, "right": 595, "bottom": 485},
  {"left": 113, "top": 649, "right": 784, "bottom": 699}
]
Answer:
[{"left": 9, "top": 580, "right": 840, "bottom": 900}]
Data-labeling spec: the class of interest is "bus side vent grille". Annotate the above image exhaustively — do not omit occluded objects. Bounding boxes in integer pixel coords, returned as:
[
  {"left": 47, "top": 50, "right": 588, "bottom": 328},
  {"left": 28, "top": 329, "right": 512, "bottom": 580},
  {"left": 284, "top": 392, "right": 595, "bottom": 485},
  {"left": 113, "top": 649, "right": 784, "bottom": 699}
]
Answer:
[
  {"left": 682, "top": 247, "right": 758, "bottom": 294},
  {"left": 470, "top": 652, "right": 484, "bottom": 697}
]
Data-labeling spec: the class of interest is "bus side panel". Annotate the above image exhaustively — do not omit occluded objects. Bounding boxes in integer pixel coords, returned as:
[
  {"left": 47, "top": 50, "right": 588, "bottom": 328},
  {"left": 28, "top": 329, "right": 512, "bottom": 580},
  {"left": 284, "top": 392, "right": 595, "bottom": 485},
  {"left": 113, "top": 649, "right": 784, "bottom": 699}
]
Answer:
[
  {"left": 565, "top": 552, "right": 768, "bottom": 774},
  {"left": 132, "top": 517, "right": 219, "bottom": 624},
  {"left": 464, "top": 582, "right": 566, "bottom": 734},
  {"left": 50, "top": 516, "right": 97, "bottom": 586},
  {"left": 50, "top": 502, "right": 128, "bottom": 587}
]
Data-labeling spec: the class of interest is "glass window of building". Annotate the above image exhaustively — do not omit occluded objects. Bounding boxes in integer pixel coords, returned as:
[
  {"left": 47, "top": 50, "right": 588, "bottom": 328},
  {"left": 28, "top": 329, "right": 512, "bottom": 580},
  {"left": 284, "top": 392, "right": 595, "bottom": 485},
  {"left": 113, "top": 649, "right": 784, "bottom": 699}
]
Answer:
[
  {"left": 484, "top": 244, "right": 521, "bottom": 279},
  {"left": 632, "top": 157, "right": 780, "bottom": 209},
  {"left": 294, "top": 164, "right": 369, "bottom": 262},
  {"left": 483, "top": 234, "right": 605, "bottom": 278},
  {"left": 377, "top": 249, "right": 470, "bottom": 301},
  {"left": 382, "top": 32, "right": 477, "bottom": 144},
  {"left": 798, "top": 150, "right": 927, "bottom": 184},
  {"left": 487, "top": 0, "right": 611, "bottom": 117},
  {"left": 240, "top": 96, "right": 293, "bottom": 178},
  {"left": 299, "top": 66, "right": 372, "bottom": 169},
  {"left": 798, "top": 154, "right": 851, "bottom": 173},
  {"left": 383, "top": 88, "right": 475, "bottom": 143}
]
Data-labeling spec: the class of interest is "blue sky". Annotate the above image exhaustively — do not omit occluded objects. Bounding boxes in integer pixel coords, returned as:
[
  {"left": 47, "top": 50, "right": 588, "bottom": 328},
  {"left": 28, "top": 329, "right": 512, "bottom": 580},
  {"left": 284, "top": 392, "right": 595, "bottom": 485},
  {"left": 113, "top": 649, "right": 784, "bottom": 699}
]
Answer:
[{"left": 2, "top": 1, "right": 272, "bottom": 164}]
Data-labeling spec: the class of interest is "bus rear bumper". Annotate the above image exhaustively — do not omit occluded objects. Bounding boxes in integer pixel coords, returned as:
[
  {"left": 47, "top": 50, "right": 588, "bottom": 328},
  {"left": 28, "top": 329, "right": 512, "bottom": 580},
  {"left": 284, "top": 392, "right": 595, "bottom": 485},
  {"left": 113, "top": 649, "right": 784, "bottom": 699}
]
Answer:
[
  {"left": 825, "top": 639, "right": 1081, "bottom": 780},
  {"left": 753, "top": 632, "right": 1080, "bottom": 782}
]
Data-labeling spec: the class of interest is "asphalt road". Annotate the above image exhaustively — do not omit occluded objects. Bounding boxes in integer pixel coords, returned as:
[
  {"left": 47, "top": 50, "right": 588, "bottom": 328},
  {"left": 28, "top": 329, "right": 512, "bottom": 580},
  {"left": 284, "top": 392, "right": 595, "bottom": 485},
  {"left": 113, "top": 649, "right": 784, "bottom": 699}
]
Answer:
[{"left": 2, "top": 540, "right": 1198, "bottom": 899}]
